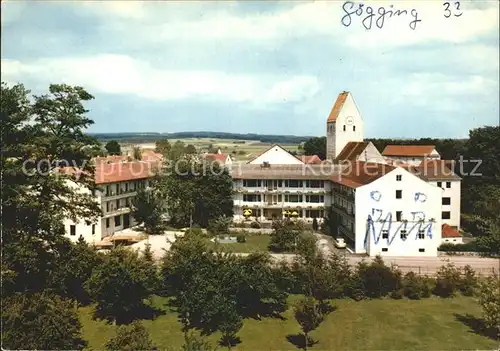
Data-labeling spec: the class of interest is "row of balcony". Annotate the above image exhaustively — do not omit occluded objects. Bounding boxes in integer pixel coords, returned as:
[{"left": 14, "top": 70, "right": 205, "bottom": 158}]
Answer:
[
  {"left": 235, "top": 202, "right": 326, "bottom": 209},
  {"left": 235, "top": 187, "right": 327, "bottom": 194}
]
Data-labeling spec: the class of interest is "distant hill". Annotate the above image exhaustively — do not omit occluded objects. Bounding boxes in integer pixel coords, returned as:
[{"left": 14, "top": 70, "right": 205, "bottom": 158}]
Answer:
[{"left": 88, "top": 131, "right": 313, "bottom": 144}]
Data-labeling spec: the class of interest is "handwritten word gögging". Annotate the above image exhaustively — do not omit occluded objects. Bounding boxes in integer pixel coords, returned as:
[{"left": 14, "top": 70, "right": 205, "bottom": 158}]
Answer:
[{"left": 341, "top": 1, "right": 422, "bottom": 30}]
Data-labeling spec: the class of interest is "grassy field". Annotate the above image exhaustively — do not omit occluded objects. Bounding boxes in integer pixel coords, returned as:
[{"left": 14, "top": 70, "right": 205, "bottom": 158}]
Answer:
[
  {"left": 205, "top": 234, "right": 271, "bottom": 253},
  {"left": 120, "top": 138, "right": 301, "bottom": 162},
  {"left": 80, "top": 295, "right": 497, "bottom": 350}
]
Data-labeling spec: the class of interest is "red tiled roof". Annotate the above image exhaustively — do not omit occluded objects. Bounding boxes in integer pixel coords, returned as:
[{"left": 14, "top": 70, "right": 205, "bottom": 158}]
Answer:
[
  {"left": 297, "top": 155, "right": 322, "bottom": 164},
  {"left": 334, "top": 141, "right": 369, "bottom": 162},
  {"left": 95, "top": 161, "right": 157, "bottom": 184},
  {"left": 327, "top": 91, "right": 349, "bottom": 123},
  {"left": 330, "top": 161, "right": 395, "bottom": 188},
  {"left": 442, "top": 224, "right": 461, "bottom": 238},
  {"left": 205, "top": 153, "right": 229, "bottom": 164},
  {"left": 94, "top": 155, "right": 129, "bottom": 165},
  {"left": 382, "top": 145, "right": 436, "bottom": 157}
]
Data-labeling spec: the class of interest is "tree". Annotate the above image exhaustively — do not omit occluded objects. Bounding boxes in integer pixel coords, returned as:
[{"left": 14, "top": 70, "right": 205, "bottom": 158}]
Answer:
[
  {"left": 293, "top": 297, "right": 326, "bottom": 350},
  {"left": 1, "top": 82, "right": 100, "bottom": 296},
  {"left": 180, "top": 332, "right": 217, "bottom": 351},
  {"left": 131, "top": 177, "right": 165, "bottom": 234},
  {"left": 219, "top": 305, "right": 243, "bottom": 350},
  {"left": 2, "top": 292, "right": 86, "bottom": 350},
  {"left": 208, "top": 215, "right": 232, "bottom": 235},
  {"left": 105, "top": 140, "right": 122, "bottom": 155},
  {"left": 185, "top": 144, "right": 197, "bottom": 154},
  {"left": 477, "top": 275, "right": 500, "bottom": 338},
  {"left": 133, "top": 146, "right": 142, "bottom": 160},
  {"left": 48, "top": 236, "right": 102, "bottom": 305},
  {"left": 155, "top": 138, "right": 171, "bottom": 156},
  {"left": 105, "top": 321, "right": 156, "bottom": 351},
  {"left": 169, "top": 140, "right": 187, "bottom": 161},
  {"left": 269, "top": 219, "right": 304, "bottom": 252},
  {"left": 162, "top": 160, "right": 233, "bottom": 228},
  {"left": 303, "top": 137, "right": 326, "bottom": 160},
  {"left": 86, "top": 248, "right": 152, "bottom": 324},
  {"left": 356, "top": 256, "right": 400, "bottom": 298}
]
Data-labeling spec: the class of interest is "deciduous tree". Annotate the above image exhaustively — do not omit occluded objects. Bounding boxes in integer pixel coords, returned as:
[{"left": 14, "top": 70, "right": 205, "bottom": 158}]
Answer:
[
  {"left": 303, "top": 137, "right": 326, "bottom": 160},
  {"left": 105, "top": 140, "right": 122, "bottom": 155},
  {"left": 293, "top": 296, "right": 326, "bottom": 351},
  {"left": 105, "top": 321, "right": 156, "bottom": 351}
]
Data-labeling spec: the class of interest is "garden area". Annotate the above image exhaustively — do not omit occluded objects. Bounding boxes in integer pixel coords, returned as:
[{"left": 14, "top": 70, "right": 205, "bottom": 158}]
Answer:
[
  {"left": 79, "top": 295, "right": 497, "bottom": 350},
  {"left": 206, "top": 233, "right": 271, "bottom": 253}
]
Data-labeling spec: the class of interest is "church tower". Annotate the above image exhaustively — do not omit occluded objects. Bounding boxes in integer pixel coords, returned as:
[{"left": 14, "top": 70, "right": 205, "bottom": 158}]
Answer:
[{"left": 326, "top": 91, "right": 364, "bottom": 160}]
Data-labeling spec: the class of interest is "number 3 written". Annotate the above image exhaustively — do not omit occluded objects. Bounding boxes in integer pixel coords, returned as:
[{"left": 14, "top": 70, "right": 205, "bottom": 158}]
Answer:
[{"left": 443, "top": 1, "right": 463, "bottom": 18}]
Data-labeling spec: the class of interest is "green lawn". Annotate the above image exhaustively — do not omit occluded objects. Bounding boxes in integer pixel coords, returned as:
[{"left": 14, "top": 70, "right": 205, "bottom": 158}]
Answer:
[
  {"left": 205, "top": 234, "right": 271, "bottom": 253},
  {"left": 80, "top": 295, "right": 497, "bottom": 350}
]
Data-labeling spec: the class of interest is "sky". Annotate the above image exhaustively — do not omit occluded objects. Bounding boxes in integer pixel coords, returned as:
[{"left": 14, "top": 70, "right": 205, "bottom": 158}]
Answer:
[{"left": 1, "top": 0, "right": 499, "bottom": 138}]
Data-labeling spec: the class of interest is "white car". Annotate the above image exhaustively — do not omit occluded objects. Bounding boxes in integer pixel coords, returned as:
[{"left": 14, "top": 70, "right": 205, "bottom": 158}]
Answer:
[{"left": 334, "top": 238, "right": 346, "bottom": 249}]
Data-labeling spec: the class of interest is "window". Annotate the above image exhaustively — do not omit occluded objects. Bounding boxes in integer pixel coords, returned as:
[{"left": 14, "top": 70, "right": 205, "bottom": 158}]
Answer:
[
  {"left": 106, "top": 218, "right": 110, "bottom": 228},
  {"left": 418, "top": 230, "right": 425, "bottom": 239},
  {"left": 106, "top": 185, "right": 111, "bottom": 196},
  {"left": 446, "top": 182, "right": 451, "bottom": 188},
  {"left": 92, "top": 224, "right": 95, "bottom": 235},
  {"left": 125, "top": 183, "right": 129, "bottom": 192},
  {"left": 114, "top": 215, "right": 121, "bottom": 227},
  {"left": 116, "top": 199, "right": 120, "bottom": 209},
  {"left": 125, "top": 198, "right": 130, "bottom": 206},
  {"left": 305, "top": 195, "right": 324, "bottom": 203},
  {"left": 442, "top": 211, "right": 451, "bottom": 219},
  {"left": 437, "top": 181, "right": 442, "bottom": 187},
  {"left": 442, "top": 197, "right": 451, "bottom": 205},
  {"left": 286, "top": 179, "right": 302, "bottom": 188},
  {"left": 343, "top": 125, "right": 346, "bottom": 131},
  {"left": 382, "top": 248, "right": 388, "bottom": 252},
  {"left": 106, "top": 202, "right": 110, "bottom": 212},
  {"left": 243, "top": 194, "right": 261, "bottom": 202},
  {"left": 116, "top": 184, "right": 120, "bottom": 194},
  {"left": 419, "top": 248, "right": 425, "bottom": 253},
  {"left": 305, "top": 180, "right": 322, "bottom": 188},
  {"left": 396, "top": 190, "right": 402, "bottom": 199},
  {"left": 243, "top": 179, "right": 261, "bottom": 187},
  {"left": 396, "top": 175, "right": 402, "bottom": 181},
  {"left": 396, "top": 211, "right": 402, "bottom": 221},
  {"left": 382, "top": 230, "right": 389, "bottom": 239},
  {"left": 353, "top": 126, "right": 356, "bottom": 131},
  {"left": 285, "top": 194, "right": 301, "bottom": 203},
  {"left": 400, "top": 230, "right": 407, "bottom": 239},
  {"left": 70, "top": 225, "right": 76, "bottom": 236}
]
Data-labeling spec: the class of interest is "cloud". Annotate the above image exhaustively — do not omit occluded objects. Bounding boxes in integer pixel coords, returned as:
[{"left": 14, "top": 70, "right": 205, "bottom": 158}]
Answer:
[{"left": 1, "top": 54, "right": 320, "bottom": 104}]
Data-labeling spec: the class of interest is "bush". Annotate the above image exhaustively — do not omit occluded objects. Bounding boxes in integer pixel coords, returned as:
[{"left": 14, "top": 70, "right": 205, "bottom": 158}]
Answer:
[
  {"left": 438, "top": 241, "right": 483, "bottom": 252},
  {"left": 402, "top": 272, "right": 426, "bottom": 300},
  {"left": 390, "top": 288, "right": 404, "bottom": 299},
  {"left": 250, "top": 221, "right": 261, "bottom": 229},
  {"left": 356, "top": 256, "right": 401, "bottom": 298},
  {"left": 105, "top": 321, "right": 156, "bottom": 351},
  {"left": 208, "top": 215, "right": 232, "bottom": 235},
  {"left": 236, "top": 234, "right": 246, "bottom": 243},
  {"left": 458, "top": 265, "right": 478, "bottom": 296},
  {"left": 186, "top": 226, "right": 204, "bottom": 237},
  {"left": 433, "top": 263, "right": 462, "bottom": 297}
]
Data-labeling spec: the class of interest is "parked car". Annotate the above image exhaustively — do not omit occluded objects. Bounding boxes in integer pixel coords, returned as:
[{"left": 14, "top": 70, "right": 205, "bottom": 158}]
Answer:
[{"left": 334, "top": 238, "right": 346, "bottom": 249}]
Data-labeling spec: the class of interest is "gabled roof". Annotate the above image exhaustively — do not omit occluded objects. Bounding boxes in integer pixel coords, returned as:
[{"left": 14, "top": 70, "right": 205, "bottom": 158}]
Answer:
[
  {"left": 246, "top": 144, "right": 303, "bottom": 165},
  {"left": 442, "top": 224, "right": 462, "bottom": 238},
  {"left": 297, "top": 155, "right": 322, "bottom": 164},
  {"left": 205, "top": 153, "right": 230, "bottom": 164},
  {"left": 327, "top": 91, "right": 349, "bottom": 123},
  {"left": 382, "top": 145, "right": 436, "bottom": 157},
  {"left": 334, "top": 141, "right": 370, "bottom": 162},
  {"left": 330, "top": 161, "right": 395, "bottom": 188}
]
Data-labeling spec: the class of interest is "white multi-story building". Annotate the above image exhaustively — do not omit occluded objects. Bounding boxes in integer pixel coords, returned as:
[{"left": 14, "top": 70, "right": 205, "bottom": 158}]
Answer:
[
  {"left": 330, "top": 162, "right": 442, "bottom": 257},
  {"left": 63, "top": 161, "right": 154, "bottom": 243}
]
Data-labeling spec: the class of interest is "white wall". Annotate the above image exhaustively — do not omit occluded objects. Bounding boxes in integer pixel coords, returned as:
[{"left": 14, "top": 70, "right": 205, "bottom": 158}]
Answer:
[
  {"left": 248, "top": 145, "right": 303, "bottom": 165},
  {"left": 358, "top": 142, "right": 386, "bottom": 163},
  {"left": 435, "top": 179, "right": 461, "bottom": 230},
  {"left": 355, "top": 168, "right": 442, "bottom": 257}
]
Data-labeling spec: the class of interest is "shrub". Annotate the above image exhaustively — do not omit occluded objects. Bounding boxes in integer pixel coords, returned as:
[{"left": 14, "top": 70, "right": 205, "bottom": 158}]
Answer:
[
  {"left": 438, "top": 241, "right": 482, "bottom": 252},
  {"left": 433, "top": 263, "right": 462, "bottom": 297},
  {"left": 390, "top": 288, "right": 404, "bottom": 299},
  {"left": 345, "top": 273, "right": 365, "bottom": 301},
  {"left": 356, "top": 256, "right": 401, "bottom": 298},
  {"left": 186, "top": 226, "right": 204, "bottom": 237},
  {"left": 208, "top": 215, "right": 232, "bottom": 235},
  {"left": 250, "top": 221, "right": 261, "bottom": 229},
  {"left": 236, "top": 234, "right": 246, "bottom": 243},
  {"left": 458, "top": 265, "right": 478, "bottom": 296},
  {"left": 402, "top": 272, "right": 426, "bottom": 300},
  {"left": 105, "top": 321, "right": 156, "bottom": 351},
  {"left": 421, "top": 276, "right": 435, "bottom": 298}
]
